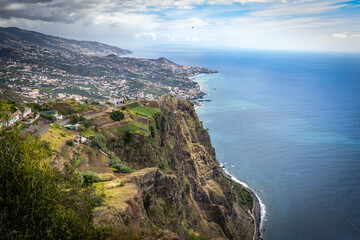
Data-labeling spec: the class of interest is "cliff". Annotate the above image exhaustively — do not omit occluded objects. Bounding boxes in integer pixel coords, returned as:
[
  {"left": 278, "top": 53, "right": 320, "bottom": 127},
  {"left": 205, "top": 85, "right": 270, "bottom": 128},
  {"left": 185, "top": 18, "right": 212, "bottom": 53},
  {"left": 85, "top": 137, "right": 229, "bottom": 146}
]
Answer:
[{"left": 53, "top": 96, "right": 257, "bottom": 239}]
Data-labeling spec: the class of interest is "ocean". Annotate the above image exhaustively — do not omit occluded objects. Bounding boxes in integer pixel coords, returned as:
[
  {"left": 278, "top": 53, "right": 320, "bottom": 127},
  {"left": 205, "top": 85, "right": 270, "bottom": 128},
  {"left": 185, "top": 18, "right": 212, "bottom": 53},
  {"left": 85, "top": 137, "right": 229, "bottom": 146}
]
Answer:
[{"left": 130, "top": 49, "right": 360, "bottom": 239}]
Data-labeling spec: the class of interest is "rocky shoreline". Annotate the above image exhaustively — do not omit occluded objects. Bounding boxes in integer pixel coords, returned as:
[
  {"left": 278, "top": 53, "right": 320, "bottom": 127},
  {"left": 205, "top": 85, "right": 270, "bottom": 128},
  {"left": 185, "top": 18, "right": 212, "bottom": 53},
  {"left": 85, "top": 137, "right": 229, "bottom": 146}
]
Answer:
[{"left": 221, "top": 168, "right": 262, "bottom": 240}]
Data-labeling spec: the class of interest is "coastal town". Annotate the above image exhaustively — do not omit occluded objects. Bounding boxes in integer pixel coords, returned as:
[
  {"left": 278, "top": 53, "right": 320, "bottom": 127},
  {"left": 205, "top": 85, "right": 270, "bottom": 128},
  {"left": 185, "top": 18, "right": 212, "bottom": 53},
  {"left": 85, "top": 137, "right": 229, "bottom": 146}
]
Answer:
[{"left": 0, "top": 46, "right": 216, "bottom": 104}]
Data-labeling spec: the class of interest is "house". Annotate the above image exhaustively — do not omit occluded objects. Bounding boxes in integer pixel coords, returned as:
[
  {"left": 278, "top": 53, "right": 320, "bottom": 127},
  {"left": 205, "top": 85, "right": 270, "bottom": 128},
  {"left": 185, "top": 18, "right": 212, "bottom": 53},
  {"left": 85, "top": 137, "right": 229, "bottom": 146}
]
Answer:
[
  {"left": 19, "top": 108, "right": 32, "bottom": 119},
  {"left": 109, "top": 98, "right": 123, "bottom": 105},
  {"left": 5, "top": 111, "right": 21, "bottom": 126}
]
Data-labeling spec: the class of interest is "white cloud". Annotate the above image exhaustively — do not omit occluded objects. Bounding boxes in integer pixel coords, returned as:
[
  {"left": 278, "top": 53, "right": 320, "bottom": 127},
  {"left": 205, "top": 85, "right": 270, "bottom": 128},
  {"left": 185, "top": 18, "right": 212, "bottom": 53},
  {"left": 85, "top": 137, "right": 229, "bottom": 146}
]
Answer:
[{"left": 331, "top": 33, "right": 347, "bottom": 39}]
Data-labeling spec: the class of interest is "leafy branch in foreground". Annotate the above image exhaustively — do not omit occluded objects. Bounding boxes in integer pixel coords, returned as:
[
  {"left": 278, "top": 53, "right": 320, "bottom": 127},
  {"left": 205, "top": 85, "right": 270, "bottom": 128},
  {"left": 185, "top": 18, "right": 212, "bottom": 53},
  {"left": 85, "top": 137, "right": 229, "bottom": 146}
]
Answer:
[{"left": 0, "top": 129, "right": 101, "bottom": 239}]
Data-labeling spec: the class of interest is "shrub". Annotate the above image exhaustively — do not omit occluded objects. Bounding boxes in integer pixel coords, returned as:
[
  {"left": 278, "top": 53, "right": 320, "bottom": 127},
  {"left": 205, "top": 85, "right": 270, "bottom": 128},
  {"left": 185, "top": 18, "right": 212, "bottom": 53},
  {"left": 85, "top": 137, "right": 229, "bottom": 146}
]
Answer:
[
  {"left": 124, "top": 130, "right": 132, "bottom": 143},
  {"left": 93, "top": 133, "right": 106, "bottom": 150},
  {"left": 42, "top": 114, "right": 56, "bottom": 122},
  {"left": 111, "top": 162, "right": 133, "bottom": 173},
  {"left": 107, "top": 151, "right": 133, "bottom": 173},
  {"left": 66, "top": 139, "right": 74, "bottom": 146},
  {"left": 150, "top": 126, "right": 156, "bottom": 138},
  {"left": 0, "top": 129, "right": 99, "bottom": 239},
  {"left": 79, "top": 171, "right": 101, "bottom": 186},
  {"left": 110, "top": 110, "right": 124, "bottom": 121},
  {"left": 54, "top": 123, "right": 62, "bottom": 129},
  {"left": 79, "top": 115, "right": 86, "bottom": 122},
  {"left": 70, "top": 114, "right": 80, "bottom": 124},
  {"left": 84, "top": 119, "right": 92, "bottom": 128}
]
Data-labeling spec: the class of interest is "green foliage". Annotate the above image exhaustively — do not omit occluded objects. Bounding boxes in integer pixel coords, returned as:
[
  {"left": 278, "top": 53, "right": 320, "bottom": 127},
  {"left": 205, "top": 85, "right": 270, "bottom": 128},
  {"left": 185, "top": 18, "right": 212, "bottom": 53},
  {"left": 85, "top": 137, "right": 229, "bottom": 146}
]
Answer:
[
  {"left": 80, "top": 171, "right": 101, "bottom": 187},
  {"left": 93, "top": 133, "right": 106, "bottom": 150},
  {"left": 84, "top": 119, "right": 92, "bottom": 128},
  {"left": 128, "top": 102, "right": 139, "bottom": 108},
  {"left": 79, "top": 115, "right": 86, "bottom": 122},
  {"left": 53, "top": 123, "right": 62, "bottom": 129},
  {"left": 150, "top": 126, "right": 156, "bottom": 138},
  {"left": 124, "top": 130, "right": 133, "bottom": 143},
  {"left": 66, "top": 139, "right": 74, "bottom": 146},
  {"left": 42, "top": 113, "right": 56, "bottom": 122},
  {"left": 107, "top": 150, "right": 133, "bottom": 173},
  {"left": 130, "top": 106, "right": 160, "bottom": 119},
  {"left": 70, "top": 114, "right": 80, "bottom": 124},
  {"left": 110, "top": 110, "right": 124, "bottom": 121},
  {"left": 0, "top": 129, "right": 99, "bottom": 239},
  {"left": 51, "top": 101, "right": 104, "bottom": 115},
  {"left": 155, "top": 118, "right": 160, "bottom": 130}
]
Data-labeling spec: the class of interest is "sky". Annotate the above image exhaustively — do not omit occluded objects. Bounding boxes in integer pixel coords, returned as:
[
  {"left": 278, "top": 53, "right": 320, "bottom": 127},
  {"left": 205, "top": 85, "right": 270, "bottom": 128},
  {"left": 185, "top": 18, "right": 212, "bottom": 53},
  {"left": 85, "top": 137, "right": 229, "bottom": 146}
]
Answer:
[{"left": 0, "top": 0, "right": 359, "bottom": 52}]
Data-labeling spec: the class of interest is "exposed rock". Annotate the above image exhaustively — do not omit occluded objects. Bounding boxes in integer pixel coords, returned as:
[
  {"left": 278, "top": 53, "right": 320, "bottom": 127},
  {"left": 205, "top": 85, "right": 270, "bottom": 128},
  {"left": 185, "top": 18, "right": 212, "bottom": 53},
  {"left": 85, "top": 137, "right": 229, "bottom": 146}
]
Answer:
[{"left": 93, "top": 95, "right": 256, "bottom": 239}]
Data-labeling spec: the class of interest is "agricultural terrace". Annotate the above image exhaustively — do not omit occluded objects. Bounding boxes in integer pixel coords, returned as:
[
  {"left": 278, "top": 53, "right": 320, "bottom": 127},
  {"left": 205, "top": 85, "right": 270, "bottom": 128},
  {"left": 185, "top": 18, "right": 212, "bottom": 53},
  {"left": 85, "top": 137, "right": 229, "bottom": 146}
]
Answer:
[{"left": 130, "top": 106, "right": 160, "bottom": 119}]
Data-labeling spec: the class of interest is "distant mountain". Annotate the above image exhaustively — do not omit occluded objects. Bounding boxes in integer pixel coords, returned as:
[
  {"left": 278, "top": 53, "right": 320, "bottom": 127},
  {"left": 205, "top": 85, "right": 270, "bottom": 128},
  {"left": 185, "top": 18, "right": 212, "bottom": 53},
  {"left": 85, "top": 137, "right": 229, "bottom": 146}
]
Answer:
[{"left": 0, "top": 27, "right": 132, "bottom": 56}]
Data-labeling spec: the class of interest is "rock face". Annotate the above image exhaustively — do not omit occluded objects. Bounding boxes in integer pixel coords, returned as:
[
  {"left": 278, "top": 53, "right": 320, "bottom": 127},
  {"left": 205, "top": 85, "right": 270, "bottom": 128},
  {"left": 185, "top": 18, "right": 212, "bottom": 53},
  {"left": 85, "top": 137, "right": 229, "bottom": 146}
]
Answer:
[{"left": 97, "top": 96, "right": 256, "bottom": 239}]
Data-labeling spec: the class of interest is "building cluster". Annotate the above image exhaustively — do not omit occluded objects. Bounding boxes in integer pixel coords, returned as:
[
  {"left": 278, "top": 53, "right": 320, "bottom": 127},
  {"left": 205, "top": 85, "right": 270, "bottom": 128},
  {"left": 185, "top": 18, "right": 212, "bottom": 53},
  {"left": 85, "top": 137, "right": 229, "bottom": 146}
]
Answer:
[
  {"left": 0, "top": 47, "right": 215, "bottom": 104},
  {"left": 4, "top": 107, "right": 34, "bottom": 126}
]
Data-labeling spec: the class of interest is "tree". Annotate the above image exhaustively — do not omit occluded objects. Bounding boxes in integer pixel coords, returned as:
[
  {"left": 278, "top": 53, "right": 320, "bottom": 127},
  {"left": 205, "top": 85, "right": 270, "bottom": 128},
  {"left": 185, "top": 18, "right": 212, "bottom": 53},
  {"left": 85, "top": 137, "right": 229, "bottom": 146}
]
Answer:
[
  {"left": 84, "top": 119, "right": 92, "bottom": 128},
  {"left": 0, "top": 129, "right": 99, "bottom": 239},
  {"left": 110, "top": 110, "right": 124, "bottom": 121},
  {"left": 79, "top": 115, "right": 86, "bottom": 122},
  {"left": 70, "top": 114, "right": 80, "bottom": 124}
]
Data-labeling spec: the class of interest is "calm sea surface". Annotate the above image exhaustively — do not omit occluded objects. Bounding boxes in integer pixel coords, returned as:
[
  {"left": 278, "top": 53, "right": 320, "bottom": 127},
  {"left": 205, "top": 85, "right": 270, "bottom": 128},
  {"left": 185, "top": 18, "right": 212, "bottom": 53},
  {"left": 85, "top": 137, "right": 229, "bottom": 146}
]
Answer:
[{"left": 130, "top": 49, "right": 360, "bottom": 240}]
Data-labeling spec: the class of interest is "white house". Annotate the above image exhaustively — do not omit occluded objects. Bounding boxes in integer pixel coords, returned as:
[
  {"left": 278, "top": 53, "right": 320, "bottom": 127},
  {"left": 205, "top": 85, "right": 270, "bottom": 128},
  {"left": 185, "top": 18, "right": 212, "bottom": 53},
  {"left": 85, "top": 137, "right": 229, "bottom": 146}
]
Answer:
[
  {"left": 5, "top": 111, "right": 21, "bottom": 126},
  {"left": 22, "top": 108, "right": 31, "bottom": 118}
]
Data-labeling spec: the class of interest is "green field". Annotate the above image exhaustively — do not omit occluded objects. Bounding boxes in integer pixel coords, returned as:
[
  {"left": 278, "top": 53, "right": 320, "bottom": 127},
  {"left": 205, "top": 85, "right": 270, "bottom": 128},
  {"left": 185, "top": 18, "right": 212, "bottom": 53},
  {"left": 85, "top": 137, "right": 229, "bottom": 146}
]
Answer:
[
  {"left": 130, "top": 106, "right": 160, "bottom": 119},
  {"left": 117, "top": 122, "right": 149, "bottom": 134}
]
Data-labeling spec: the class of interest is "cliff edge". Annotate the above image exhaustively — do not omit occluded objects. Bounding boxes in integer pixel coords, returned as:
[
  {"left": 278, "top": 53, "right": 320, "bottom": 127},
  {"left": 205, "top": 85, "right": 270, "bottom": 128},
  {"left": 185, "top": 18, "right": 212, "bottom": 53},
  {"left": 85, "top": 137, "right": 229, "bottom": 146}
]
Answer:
[{"left": 53, "top": 96, "right": 259, "bottom": 239}]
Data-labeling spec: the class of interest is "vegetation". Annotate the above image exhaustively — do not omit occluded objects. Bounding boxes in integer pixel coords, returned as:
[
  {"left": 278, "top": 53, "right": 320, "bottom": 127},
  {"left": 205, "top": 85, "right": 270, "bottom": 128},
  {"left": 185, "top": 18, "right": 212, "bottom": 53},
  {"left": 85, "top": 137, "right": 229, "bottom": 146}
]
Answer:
[
  {"left": 128, "top": 102, "right": 139, "bottom": 108},
  {"left": 84, "top": 119, "right": 92, "bottom": 128},
  {"left": 70, "top": 114, "right": 80, "bottom": 124},
  {"left": 110, "top": 110, "right": 124, "bottom": 121},
  {"left": 79, "top": 171, "right": 101, "bottom": 187},
  {"left": 41, "top": 125, "right": 75, "bottom": 151},
  {"left": 0, "top": 129, "right": 100, "bottom": 239},
  {"left": 107, "top": 151, "right": 133, "bottom": 173},
  {"left": 130, "top": 106, "right": 160, "bottom": 119},
  {"left": 117, "top": 121, "right": 149, "bottom": 137},
  {"left": 93, "top": 133, "right": 107, "bottom": 150}
]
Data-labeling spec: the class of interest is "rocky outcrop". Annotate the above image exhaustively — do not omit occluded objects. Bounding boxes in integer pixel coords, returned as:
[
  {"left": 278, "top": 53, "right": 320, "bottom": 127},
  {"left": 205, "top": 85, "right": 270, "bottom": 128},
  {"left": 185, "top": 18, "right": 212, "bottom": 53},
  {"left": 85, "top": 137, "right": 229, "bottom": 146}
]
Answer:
[{"left": 97, "top": 96, "right": 256, "bottom": 239}]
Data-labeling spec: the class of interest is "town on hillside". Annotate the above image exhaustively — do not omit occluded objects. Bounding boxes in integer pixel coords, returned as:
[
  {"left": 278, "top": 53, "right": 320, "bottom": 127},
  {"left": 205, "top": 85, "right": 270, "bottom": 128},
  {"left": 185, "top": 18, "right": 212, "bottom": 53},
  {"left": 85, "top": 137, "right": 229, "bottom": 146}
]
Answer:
[{"left": 0, "top": 46, "right": 216, "bottom": 104}]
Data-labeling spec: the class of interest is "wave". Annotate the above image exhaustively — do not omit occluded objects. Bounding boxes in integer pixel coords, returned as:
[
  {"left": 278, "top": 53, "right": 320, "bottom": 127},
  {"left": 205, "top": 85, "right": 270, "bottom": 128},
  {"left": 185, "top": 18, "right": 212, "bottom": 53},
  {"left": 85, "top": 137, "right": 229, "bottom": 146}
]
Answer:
[{"left": 222, "top": 167, "right": 267, "bottom": 237}]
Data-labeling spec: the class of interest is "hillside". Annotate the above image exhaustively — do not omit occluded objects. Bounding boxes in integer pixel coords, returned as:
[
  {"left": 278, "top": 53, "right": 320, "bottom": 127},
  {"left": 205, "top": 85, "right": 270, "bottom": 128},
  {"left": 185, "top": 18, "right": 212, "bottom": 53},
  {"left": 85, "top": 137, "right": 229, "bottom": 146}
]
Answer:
[
  {"left": 0, "top": 27, "right": 217, "bottom": 102},
  {"left": 0, "top": 27, "right": 131, "bottom": 56},
  {"left": 45, "top": 96, "right": 260, "bottom": 239}
]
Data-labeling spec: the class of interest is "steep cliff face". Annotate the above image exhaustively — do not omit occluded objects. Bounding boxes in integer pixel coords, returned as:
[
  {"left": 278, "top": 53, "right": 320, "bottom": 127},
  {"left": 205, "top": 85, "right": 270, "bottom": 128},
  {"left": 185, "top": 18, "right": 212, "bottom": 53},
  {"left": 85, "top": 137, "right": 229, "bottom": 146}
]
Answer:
[{"left": 94, "top": 96, "right": 256, "bottom": 239}]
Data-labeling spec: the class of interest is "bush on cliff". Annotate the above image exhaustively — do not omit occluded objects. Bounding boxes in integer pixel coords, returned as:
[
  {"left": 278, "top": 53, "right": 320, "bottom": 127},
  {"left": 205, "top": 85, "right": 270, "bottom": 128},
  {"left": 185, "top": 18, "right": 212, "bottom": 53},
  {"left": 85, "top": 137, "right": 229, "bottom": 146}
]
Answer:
[{"left": 110, "top": 110, "right": 124, "bottom": 121}]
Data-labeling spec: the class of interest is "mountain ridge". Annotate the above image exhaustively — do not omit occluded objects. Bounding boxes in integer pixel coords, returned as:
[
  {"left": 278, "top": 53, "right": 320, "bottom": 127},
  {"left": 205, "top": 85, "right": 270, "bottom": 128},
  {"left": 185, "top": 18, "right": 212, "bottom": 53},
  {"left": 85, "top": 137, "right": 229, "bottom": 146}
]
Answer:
[{"left": 0, "top": 27, "right": 132, "bottom": 56}]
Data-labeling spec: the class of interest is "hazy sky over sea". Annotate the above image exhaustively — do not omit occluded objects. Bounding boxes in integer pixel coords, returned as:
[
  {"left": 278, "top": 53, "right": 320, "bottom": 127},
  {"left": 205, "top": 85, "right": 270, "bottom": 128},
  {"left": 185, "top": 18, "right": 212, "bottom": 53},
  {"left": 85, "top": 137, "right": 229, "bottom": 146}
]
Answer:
[{"left": 0, "top": 0, "right": 359, "bottom": 52}]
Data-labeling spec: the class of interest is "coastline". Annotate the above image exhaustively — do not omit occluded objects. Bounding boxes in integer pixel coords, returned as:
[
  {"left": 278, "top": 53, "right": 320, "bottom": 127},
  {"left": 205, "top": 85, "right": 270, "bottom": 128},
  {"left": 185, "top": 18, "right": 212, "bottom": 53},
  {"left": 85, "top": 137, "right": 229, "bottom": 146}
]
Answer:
[
  {"left": 191, "top": 73, "right": 264, "bottom": 239},
  {"left": 221, "top": 167, "right": 264, "bottom": 240}
]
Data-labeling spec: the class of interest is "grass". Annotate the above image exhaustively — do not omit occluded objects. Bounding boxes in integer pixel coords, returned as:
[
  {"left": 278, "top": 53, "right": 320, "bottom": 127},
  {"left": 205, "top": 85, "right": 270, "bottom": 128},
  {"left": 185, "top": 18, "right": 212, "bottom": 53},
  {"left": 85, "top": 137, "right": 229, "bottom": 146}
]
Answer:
[
  {"left": 93, "top": 181, "right": 138, "bottom": 211},
  {"left": 130, "top": 106, "right": 160, "bottom": 119},
  {"left": 127, "top": 102, "right": 139, "bottom": 108},
  {"left": 79, "top": 128, "right": 96, "bottom": 137},
  {"left": 117, "top": 122, "right": 149, "bottom": 134},
  {"left": 41, "top": 126, "right": 75, "bottom": 151},
  {"left": 53, "top": 101, "right": 105, "bottom": 115}
]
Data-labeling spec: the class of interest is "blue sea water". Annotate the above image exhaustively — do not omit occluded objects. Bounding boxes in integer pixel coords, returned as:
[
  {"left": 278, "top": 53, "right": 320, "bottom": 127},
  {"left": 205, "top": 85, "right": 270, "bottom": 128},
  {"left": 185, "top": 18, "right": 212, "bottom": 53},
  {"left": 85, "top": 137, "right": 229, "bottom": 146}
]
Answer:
[{"left": 131, "top": 49, "right": 360, "bottom": 239}]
